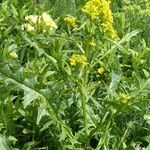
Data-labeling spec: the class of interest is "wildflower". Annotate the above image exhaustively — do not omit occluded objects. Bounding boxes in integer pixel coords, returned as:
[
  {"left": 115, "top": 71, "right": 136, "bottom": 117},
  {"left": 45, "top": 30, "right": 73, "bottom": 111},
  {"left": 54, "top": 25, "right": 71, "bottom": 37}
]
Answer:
[
  {"left": 64, "top": 14, "right": 77, "bottom": 27},
  {"left": 22, "top": 12, "right": 57, "bottom": 33},
  {"left": 119, "top": 93, "right": 130, "bottom": 103},
  {"left": 22, "top": 23, "right": 35, "bottom": 31},
  {"left": 89, "top": 41, "right": 96, "bottom": 47},
  {"left": 102, "top": 22, "right": 117, "bottom": 38},
  {"left": 41, "top": 12, "right": 58, "bottom": 30},
  {"left": 70, "top": 54, "right": 87, "bottom": 66},
  {"left": 97, "top": 67, "right": 104, "bottom": 74},
  {"left": 81, "top": 0, "right": 118, "bottom": 38},
  {"left": 81, "top": 0, "right": 101, "bottom": 19},
  {"left": 25, "top": 15, "right": 38, "bottom": 25},
  {"left": 10, "top": 52, "right": 18, "bottom": 59}
]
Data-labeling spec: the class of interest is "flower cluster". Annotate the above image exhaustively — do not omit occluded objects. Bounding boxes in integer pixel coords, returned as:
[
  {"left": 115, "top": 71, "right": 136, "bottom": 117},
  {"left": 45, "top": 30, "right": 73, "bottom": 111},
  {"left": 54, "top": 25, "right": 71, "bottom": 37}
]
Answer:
[
  {"left": 22, "top": 23, "right": 35, "bottom": 31},
  {"left": 22, "top": 12, "right": 57, "bottom": 32},
  {"left": 89, "top": 41, "right": 96, "bottom": 47},
  {"left": 81, "top": 0, "right": 117, "bottom": 38},
  {"left": 97, "top": 67, "right": 104, "bottom": 74},
  {"left": 81, "top": 0, "right": 101, "bottom": 19},
  {"left": 10, "top": 52, "right": 18, "bottom": 59},
  {"left": 70, "top": 54, "right": 87, "bottom": 66},
  {"left": 64, "top": 14, "right": 77, "bottom": 27},
  {"left": 119, "top": 93, "right": 131, "bottom": 103}
]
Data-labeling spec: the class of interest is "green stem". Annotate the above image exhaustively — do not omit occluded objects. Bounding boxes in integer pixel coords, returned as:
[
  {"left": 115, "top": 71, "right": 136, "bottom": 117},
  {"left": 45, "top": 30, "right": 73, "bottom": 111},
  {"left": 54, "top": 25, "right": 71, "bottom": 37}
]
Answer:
[
  {"left": 77, "top": 66, "right": 89, "bottom": 145},
  {"left": 81, "top": 89, "right": 88, "bottom": 136},
  {"left": 117, "top": 128, "right": 129, "bottom": 149}
]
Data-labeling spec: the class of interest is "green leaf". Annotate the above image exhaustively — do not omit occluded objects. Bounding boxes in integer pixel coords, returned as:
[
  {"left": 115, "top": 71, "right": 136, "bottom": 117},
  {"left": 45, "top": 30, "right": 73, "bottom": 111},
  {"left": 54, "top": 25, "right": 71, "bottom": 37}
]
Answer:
[
  {"left": 36, "top": 101, "right": 47, "bottom": 125},
  {"left": 39, "top": 121, "right": 54, "bottom": 132},
  {"left": 0, "top": 73, "right": 75, "bottom": 143},
  {"left": 8, "top": 44, "right": 17, "bottom": 52},
  {"left": 11, "top": 4, "right": 18, "bottom": 17},
  {"left": 21, "top": 35, "right": 57, "bottom": 64},
  {"left": 109, "top": 72, "right": 121, "bottom": 92},
  {"left": 120, "top": 30, "right": 141, "bottom": 43},
  {"left": 23, "top": 89, "right": 39, "bottom": 109},
  {"left": 143, "top": 69, "right": 150, "bottom": 78},
  {"left": 0, "top": 136, "right": 13, "bottom": 150},
  {"left": 144, "top": 113, "right": 150, "bottom": 125},
  {"left": 60, "top": 127, "right": 67, "bottom": 141}
]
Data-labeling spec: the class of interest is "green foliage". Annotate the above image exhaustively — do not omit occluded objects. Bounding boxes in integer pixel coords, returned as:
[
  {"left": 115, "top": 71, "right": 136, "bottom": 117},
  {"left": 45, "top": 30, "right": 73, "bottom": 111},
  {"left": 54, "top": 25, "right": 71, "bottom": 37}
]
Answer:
[{"left": 0, "top": 0, "right": 150, "bottom": 149}]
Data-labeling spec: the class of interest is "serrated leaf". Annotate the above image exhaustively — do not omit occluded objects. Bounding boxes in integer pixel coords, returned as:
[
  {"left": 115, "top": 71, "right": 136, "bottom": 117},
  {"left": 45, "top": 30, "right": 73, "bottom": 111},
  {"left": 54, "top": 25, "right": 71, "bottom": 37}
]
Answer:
[
  {"left": 120, "top": 30, "right": 141, "bottom": 43},
  {"left": 8, "top": 44, "right": 17, "bottom": 52},
  {"left": 21, "top": 35, "right": 57, "bottom": 64},
  {"left": 0, "top": 136, "right": 13, "bottom": 150},
  {"left": 23, "top": 89, "right": 39, "bottom": 108},
  {"left": 109, "top": 72, "right": 121, "bottom": 92},
  {"left": 60, "top": 127, "right": 67, "bottom": 141},
  {"left": 40, "top": 121, "right": 54, "bottom": 132},
  {"left": 11, "top": 4, "right": 18, "bottom": 17},
  {"left": 37, "top": 102, "right": 47, "bottom": 125},
  {"left": 8, "top": 136, "right": 17, "bottom": 144}
]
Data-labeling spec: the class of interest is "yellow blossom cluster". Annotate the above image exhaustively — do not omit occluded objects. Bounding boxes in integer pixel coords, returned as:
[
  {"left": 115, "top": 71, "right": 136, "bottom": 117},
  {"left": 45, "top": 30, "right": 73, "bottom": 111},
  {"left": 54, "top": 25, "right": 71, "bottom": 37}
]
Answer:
[
  {"left": 81, "top": 0, "right": 117, "bottom": 38},
  {"left": 22, "top": 12, "right": 57, "bottom": 32},
  {"left": 97, "top": 67, "right": 104, "bottom": 74},
  {"left": 70, "top": 54, "right": 87, "bottom": 66},
  {"left": 89, "top": 41, "right": 96, "bottom": 47},
  {"left": 119, "top": 93, "right": 131, "bottom": 103},
  {"left": 64, "top": 14, "right": 77, "bottom": 27},
  {"left": 25, "top": 15, "right": 38, "bottom": 25},
  {"left": 81, "top": 0, "right": 101, "bottom": 19},
  {"left": 10, "top": 52, "right": 18, "bottom": 59},
  {"left": 22, "top": 23, "right": 35, "bottom": 31}
]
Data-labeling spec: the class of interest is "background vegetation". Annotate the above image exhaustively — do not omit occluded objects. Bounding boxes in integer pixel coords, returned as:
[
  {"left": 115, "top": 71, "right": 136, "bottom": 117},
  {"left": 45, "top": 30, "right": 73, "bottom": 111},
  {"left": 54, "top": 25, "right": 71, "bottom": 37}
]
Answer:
[{"left": 0, "top": 0, "right": 150, "bottom": 149}]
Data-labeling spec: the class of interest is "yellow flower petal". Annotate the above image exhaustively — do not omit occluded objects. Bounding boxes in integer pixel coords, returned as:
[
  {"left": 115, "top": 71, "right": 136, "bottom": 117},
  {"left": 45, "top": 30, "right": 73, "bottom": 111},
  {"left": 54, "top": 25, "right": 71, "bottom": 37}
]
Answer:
[
  {"left": 98, "top": 67, "right": 104, "bottom": 74},
  {"left": 10, "top": 52, "right": 18, "bottom": 59}
]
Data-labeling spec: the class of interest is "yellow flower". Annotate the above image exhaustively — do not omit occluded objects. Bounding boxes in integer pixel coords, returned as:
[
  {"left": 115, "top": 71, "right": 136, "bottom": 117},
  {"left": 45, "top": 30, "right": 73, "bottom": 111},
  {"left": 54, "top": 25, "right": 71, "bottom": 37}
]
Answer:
[
  {"left": 25, "top": 15, "right": 38, "bottom": 25},
  {"left": 70, "top": 58, "right": 76, "bottom": 65},
  {"left": 70, "top": 54, "right": 87, "bottom": 66},
  {"left": 119, "top": 93, "right": 131, "bottom": 103},
  {"left": 10, "top": 52, "right": 18, "bottom": 59},
  {"left": 42, "top": 12, "right": 51, "bottom": 24},
  {"left": 97, "top": 67, "right": 104, "bottom": 74},
  {"left": 81, "top": 0, "right": 101, "bottom": 19},
  {"left": 41, "top": 12, "right": 58, "bottom": 29},
  {"left": 81, "top": 0, "right": 118, "bottom": 38},
  {"left": 64, "top": 14, "right": 77, "bottom": 27},
  {"left": 22, "top": 23, "right": 35, "bottom": 31},
  {"left": 80, "top": 55, "right": 87, "bottom": 65},
  {"left": 23, "top": 12, "right": 57, "bottom": 33},
  {"left": 89, "top": 41, "right": 96, "bottom": 47},
  {"left": 102, "top": 21, "right": 117, "bottom": 38}
]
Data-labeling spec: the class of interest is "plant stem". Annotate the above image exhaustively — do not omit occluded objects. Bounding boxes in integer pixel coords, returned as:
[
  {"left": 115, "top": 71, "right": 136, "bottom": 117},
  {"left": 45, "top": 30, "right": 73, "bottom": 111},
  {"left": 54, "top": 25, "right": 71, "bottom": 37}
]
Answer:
[{"left": 81, "top": 89, "right": 88, "bottom": 135}]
